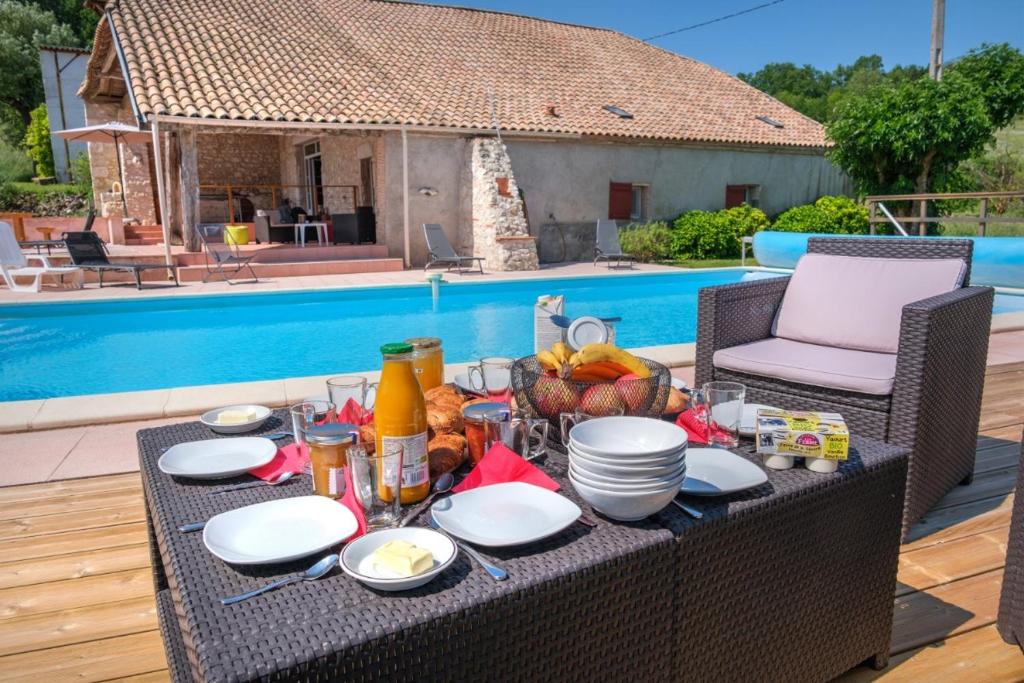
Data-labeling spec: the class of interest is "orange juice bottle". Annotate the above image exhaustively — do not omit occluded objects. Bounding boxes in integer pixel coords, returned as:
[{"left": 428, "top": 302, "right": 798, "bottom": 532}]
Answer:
[
  {"left": 374, "top": 342, "right": 430, "bottom": 504},
  {"left": 406, "top": 337, "right": 444, "bottom": 391}
]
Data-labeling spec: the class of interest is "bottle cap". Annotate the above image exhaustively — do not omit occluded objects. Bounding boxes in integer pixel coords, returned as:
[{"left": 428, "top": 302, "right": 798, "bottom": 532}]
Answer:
[
  {"left": 404, "top": 337, "right": 442, "bottom": 349},
  {"left": 380, "top": 342, "right": 414, "bottom": 355}
]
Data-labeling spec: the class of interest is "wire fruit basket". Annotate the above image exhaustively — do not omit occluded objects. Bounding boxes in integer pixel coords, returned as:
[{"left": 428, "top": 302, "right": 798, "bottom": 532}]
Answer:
[{"left": 511, "top": 355, "right": 671, "bottom": 424}]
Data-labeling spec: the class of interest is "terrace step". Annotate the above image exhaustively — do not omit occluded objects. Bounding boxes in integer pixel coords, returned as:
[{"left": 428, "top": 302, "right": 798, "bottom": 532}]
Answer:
[
  {"left": 175, "top": 257, "right": 404, "bottom": 282},
  {"left": 124, "top": 238, "right": 163, "bottom": 246},
  {"left": 174, "top": 243, "right": 390, "bottom": 266},
  {"left": 124, "top": 227, "right": 163, "bottom": 236}
]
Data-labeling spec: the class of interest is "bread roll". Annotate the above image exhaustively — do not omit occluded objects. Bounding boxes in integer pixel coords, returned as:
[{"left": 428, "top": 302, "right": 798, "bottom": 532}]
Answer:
[
  {"left": 428, "top": 394, "right": 465, "bottom": 412},
  {"left": 429, "top": 433, "right": 466, "bottom": 479},
  {"left": 427, "top": 406, "right": 463, "bottom": 434},
  {"left": 425, "top": 384, "right": 463, "bottom": 405},
  {"left": 665, "top": 387, "right": 689, "bottom": 414},
  {"left": 358, "top": 423, "right": 376, "bottom": 454}
]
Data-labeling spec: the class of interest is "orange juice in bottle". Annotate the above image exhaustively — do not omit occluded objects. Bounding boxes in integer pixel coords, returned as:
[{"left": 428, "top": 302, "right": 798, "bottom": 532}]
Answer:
[
  {"left": 406, "top": 337, "right": 444, "bottom": 391},
  {"left": 374, "top": 342, "right": 430, "bottom": 504}
]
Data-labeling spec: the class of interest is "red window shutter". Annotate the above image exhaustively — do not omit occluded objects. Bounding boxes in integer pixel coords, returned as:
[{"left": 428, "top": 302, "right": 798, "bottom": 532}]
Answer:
[
  {"left": 725, "top": 185, "right": 747, "bottom": 209},
  {"left": 609, "top": 182, "right": 633, "bottom": 220}
]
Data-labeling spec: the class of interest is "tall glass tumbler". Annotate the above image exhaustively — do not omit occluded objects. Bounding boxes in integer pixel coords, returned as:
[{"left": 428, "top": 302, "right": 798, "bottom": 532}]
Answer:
[
  {"left": 347, "top": 444, "right": 403, "bottom": 529},
  {"left": 691, "top": 381, "right": 745, "bottom": 449}
]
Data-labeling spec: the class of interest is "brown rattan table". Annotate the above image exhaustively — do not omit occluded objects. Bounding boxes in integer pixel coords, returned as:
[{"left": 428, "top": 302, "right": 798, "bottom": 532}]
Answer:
[{"left": 139, "top": 411, "right": 908, "bottom": 682}]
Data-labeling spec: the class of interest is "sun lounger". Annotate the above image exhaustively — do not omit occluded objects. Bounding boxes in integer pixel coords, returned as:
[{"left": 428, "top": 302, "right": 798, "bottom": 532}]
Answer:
[
  {"left": 62, "top": 231, "right": 178, "bottom": 290},
  {"left": 593, "top": 219, "right": 635, "bottom": 268},
  {"left": 198, "top": 224, "right": 258, "bottom": 284},
  {"left": 423, "top": 223, "right": 484, "bottom": 273},
  {"left": 0, "top": 221, "right": 81, "bottom": 292}
]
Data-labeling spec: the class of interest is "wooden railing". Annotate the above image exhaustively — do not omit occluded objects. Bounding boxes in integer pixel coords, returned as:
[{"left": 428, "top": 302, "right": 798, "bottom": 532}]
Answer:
[
  {"left": 865, "top": 191, "right": 1024, "bottom": 236},
  {"left": 197, "top": 183, "right": 360, "bottom": 223}
]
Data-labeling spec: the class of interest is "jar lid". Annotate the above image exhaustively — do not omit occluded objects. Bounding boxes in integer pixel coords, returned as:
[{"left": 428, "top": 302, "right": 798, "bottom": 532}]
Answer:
[
  {"left": 305, "top": 423, "right": 359, "bottom": 445},
  {"left": 462, "top": 402, "right": 511, "bottom": 423},
  {"left": 404, "top": 337, "right": 442, "bottom": 349},
  {"left": 380, "top": 342, "right": 414, "bottom": 355}
]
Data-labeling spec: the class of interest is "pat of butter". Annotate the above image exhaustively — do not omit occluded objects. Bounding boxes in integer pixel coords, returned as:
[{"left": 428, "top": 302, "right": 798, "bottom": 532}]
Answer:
[
  {"left": 371, "top": 539, "right": 433, "bottom": 577},
  {"left": 215, "top": 409, "right": 256, "bottom": 425}
]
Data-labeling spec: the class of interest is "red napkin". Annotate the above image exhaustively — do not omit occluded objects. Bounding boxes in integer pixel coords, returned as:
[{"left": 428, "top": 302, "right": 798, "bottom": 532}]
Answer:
[
  {"left": 338, "top": 398, "right": 373, "bottom": 426},
  {"left": 675, "top": 409, "right": 730, "bottom": 446},
  {"left": 338, "top": 465, "right": 368, "bottom": 540},
  {"left": 248, "top": 443, "right": 308, "bottom": 482},
  {"left": 453, "top": 442, "right": 559, "bottom": 493}
]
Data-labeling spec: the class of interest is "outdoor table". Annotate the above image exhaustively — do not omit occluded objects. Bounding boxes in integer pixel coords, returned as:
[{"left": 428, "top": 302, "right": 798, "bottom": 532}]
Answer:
[
  {"left": 139, "top": 411, "right": 908, "bottom": 683},
  {"left": 292, "top": 222, "right": 327, "bottom": 247}
]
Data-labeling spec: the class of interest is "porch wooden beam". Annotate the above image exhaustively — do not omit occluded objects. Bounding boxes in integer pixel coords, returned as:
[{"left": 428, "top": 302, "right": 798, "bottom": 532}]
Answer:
[
  {"left": 165, "top": 131, "right": 182, "bottom": 244},
  {"left": 178, "top": 127, "right": 200, "bottom": 252}
]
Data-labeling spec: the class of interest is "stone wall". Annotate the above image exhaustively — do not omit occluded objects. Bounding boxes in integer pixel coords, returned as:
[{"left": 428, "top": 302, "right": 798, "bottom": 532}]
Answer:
[
  {"left": 83, "top": 97, "right": 158, "bottom": 225},
  {"left": 196, "top": 132, "right": 281, "bottom": 221},
  {"left": 470, "top": 137, "right": 538, "bottom": 271}
]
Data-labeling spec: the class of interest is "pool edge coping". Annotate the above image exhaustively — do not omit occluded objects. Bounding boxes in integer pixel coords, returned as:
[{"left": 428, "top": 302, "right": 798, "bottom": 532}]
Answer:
[{"left": 0, "top": 342, "right": 697, "bottom": 433}]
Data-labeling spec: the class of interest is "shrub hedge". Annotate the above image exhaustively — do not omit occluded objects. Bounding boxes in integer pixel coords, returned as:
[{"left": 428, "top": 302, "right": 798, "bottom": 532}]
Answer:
[{"left": 772, "top": 195, "right": 869, "bottom": 234}]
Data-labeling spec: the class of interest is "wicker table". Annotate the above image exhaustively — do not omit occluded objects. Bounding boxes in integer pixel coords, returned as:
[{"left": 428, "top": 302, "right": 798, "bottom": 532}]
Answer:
[{"left": 139, "top": 412, "right": 908, "bottom": 683}]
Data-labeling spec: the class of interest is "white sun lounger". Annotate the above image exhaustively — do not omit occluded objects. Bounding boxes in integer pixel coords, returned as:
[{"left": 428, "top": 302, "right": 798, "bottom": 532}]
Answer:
[{"left": 0, "top": 221, "right": 81, "bottom": 293}]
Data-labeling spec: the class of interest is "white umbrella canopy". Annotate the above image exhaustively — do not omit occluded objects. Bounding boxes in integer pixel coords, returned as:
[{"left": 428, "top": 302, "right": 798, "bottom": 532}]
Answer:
[{"left": 54, "top": 122, "right": 151, "bottom": 208}]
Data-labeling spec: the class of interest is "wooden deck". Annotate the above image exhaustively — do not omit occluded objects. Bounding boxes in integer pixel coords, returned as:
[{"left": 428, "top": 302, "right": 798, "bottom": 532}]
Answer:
[{"left": 0, "top": 364, "right": 1021, "bottom": 682}]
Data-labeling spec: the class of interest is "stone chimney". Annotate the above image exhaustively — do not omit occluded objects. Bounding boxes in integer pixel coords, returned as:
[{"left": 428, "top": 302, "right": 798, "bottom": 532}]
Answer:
[{"left": 470, "top": 137, "right": 539, "bottom": 271}]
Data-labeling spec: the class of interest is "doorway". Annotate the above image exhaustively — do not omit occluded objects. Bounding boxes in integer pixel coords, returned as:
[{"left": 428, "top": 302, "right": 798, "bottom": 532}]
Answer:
[
  {"left": 360, "top": 157, "right": 374, "bottom": 207},
  {"left": 303, "top": 141, "right": 323, "bottom": 214}
]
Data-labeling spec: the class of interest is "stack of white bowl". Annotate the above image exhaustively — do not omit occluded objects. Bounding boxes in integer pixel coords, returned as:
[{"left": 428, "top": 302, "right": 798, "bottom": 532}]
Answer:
[{"left": 567, "top": 416, "right": 688, "bottom": 522}]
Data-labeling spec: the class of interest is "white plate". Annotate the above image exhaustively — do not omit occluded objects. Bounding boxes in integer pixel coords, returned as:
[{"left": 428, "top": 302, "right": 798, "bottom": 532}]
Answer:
[
  {"left": 570, "top": 416, "right": 688, "bottom": 458},
  {"left": 430, "top": 481, "right": 581, "bottom": 547},
  {"left": 680, "top": 448, "right": 768, "bottom": 496},
  {"left": 739, "top": 403, "right": 779, "bottom": 437},
  {"left": 453, "top": 373, "right": 484, "bottom": 396},
  {"left": 341, "top": 527, "right": 457, "bottom": 591},
  {"left": 203, "top": 496, "right": 357, "bottom": 565},
  {"left": 158, "top": 437, "right": 277, "bottom": 479},
  {"left": 566, "top": 316, "right": 609, "bottom": 349},
  {"left": 200, "top": 404, "right": 272, "bottom": 434}
]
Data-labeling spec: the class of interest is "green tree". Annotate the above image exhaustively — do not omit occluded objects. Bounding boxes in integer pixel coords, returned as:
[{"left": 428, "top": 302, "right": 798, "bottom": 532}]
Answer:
[
  {"left": 826, "top": 74, "right": 995, "bottom": 196},
  {"left": 948, "top": 43, "right": 1024, "bottom": 129},
  {"left": 23, "top": 103, "right": 54, "bottom": 177},
  {"left": 0, "top": 1, "right": 76, "bottom": 130},
  {"left": 31, "top": 0, "right": 99, "bottom": 47}
]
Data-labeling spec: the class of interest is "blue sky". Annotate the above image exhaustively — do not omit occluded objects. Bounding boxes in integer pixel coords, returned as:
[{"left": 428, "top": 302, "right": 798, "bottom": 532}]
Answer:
[{"left": 450, "top": 0, "right": 1024, "bottom": 75}]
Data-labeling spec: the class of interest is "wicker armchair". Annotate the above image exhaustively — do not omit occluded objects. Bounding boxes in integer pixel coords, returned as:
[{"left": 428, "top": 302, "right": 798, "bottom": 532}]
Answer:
[
  {"left": 695, "top": 237, "right": 994, "bottom": 539},
  {"left": 998, "top": 440, "right": 1024, "bottom": 651}
]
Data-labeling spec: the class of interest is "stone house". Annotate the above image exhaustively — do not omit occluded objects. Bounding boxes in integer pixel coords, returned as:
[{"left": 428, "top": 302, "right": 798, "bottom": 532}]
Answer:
[{"left": 79, "top": 0, "right": 848, "bottom": 269}]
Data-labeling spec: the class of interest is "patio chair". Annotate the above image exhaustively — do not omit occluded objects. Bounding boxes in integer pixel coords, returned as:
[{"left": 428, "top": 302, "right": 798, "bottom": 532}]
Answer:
[
  {"left": 62, "top": 231, "right": 178, "bottom": 290},
  {"left": 423, "top": 223, "right": 484, "bottom": 273},
  {"left": 594, "top": 219, "right": 635, "bottom": 268},
  {"left": 694, "top": 237, "right": 994, "bottom": 539},
  {"left": 198, "top": 223, "right": 258, "bottom": 284},
  {"left": 1, "top": 221, "right": 81, "bottom": 292},
  {"left": 998, "top": 440, "right": 1024, "bottom": 652}
]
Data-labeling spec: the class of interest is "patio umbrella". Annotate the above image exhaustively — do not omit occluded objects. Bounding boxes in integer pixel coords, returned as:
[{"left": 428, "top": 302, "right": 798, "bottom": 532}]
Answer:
[{"left": 54, "top": 122, "right": 152, "bottom": 209}]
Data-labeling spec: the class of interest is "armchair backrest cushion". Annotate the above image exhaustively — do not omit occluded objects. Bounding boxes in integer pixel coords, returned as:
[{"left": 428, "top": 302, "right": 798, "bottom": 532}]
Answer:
[{"left": 773, "top": 253, "right": 967, "bottom": 354}]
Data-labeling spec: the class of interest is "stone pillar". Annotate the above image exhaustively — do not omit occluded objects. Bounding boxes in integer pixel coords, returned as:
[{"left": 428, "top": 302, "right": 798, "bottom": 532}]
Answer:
[{"left": 470, "top": 137, "right": 539, "bottom": 271}]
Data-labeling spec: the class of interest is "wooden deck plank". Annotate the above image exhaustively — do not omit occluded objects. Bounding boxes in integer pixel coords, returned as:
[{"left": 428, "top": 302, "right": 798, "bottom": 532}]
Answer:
[
  {"left": 0, "top": 489, "right": 145, "bottom": 522},
  {"left": 839, "top": 625, "right": 1024, "bottom": 682},
  {"left": 0, "top": 503, "right": 146, "bottom": 542},
  {"left": 890, "top": 569, "right": 1004, "bottom": 655},
  {"left": 0, "top": 473, "right": 141, "bottom": 505},
  {"left": 0, "top": 522, "right": 148, "bottom": 563},
  {"left": 0, "top": 568, "right": 153, "bottom": 620},
  {"left": 109, "top": 672, "right": 171, "bottom": 683},
  {"left": 0, "top": 543, "right": 150, "bottom": 590},
  {"left": 897, "top": 527, "right": 1009, "bottom": 596},
  {"left": 904, "top": 493, "right": 1013, "bottom": 551},
  {"left": 0, "top": 596, "right": 157, "bottom": 656},
  {"left": 932, "top": 467, "right": 1017, "bottom": 511},
  {"left": 0, "top": 630, "right": 166, "bottom": 683}
]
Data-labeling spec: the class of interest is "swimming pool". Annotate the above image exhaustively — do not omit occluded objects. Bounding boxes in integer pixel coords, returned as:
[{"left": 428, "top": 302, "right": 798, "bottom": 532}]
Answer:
[
  {"left": 0, "top": 270, "right": 748, "bottom": 401},
  {"left": 2, "top": 270, "right": 1021, "bottom": 402}
]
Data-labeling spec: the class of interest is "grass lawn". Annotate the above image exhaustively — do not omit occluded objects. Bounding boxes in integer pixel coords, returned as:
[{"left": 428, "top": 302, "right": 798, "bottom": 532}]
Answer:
[
  {"left": 660, "top": 258, "right": 757, "bottom": 268},
  {"left": 10, "top": 181, "right": 85, "bottom": 195}
]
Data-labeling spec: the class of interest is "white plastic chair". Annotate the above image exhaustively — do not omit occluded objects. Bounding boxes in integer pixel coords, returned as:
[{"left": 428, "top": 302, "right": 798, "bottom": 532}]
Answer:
[
  {"left": 594, "top": 219, "right": 635, "bottom": 268},
  {"left": 0, "top": 221, "right": 81, "bottom": 292}
]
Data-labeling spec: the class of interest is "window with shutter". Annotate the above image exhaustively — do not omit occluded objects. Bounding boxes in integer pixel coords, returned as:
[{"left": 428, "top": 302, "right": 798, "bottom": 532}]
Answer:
[
  {"left": 609, "top": 182, "right": 633, "bottom": 220},
  {"left": 725, "top": 185, "right": 747, "bottom": 208}
]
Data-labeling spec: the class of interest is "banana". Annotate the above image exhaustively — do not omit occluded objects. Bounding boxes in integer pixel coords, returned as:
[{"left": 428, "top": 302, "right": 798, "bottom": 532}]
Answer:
[
  {"left": 551, "top": 342, "right": 572, "bottom": 365},
  {"left": 568, "top": 351, "right": 582, "bottom": 369},
  {"left": 573, "top": 344, "right": 651, "bottom": 378},
  {"left": 572, "top": 362, "right": 620, "bottom": 381},
  {"left": 536, "top": 350, "right": 561, "bottom": 373}
]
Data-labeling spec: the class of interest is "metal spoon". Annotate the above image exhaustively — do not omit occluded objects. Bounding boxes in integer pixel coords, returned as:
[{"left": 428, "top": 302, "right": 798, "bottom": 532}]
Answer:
[
  {"left": 261, "top": 431, "right": 293, "bottom": 440},
  {"left": 399, "top": 473, "right": 455, "bottom": 527},
  {"left": 428, "top": 516, "right": 507, "bottom": 581},
  {"left": 211, "top": 471, "right": 295, "bottom": 495},
  {"left": 220, "top": 554, "right": 338, "bottom": 605},
  {"left": 672, "top": 499, "right": 704, "bottom": 519}
]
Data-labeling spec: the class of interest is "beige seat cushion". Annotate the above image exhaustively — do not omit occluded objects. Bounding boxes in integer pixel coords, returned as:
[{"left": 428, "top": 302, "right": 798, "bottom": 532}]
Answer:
[
  {"left": 773, "top": 253, "right": 966, "bottom": 354},
  {"left": 713, "top": 338, "right": 898, "bottom": 395}
]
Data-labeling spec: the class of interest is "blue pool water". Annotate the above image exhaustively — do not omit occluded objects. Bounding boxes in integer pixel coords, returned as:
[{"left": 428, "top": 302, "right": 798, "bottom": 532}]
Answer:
[{"left": 0, "top": 271, "right": 748, "bottom": 401}]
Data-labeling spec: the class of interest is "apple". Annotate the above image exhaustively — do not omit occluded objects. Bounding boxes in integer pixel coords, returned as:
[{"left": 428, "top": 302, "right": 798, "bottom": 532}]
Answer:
[
  {"left": 615, "top": 373, "right": 650, "bottom": 413},
  {"left": 580, "top": 383, "right": 626, "bottom": 417},
  {"left": 533, "top": 374, "right": 580, "bottom": 417}
]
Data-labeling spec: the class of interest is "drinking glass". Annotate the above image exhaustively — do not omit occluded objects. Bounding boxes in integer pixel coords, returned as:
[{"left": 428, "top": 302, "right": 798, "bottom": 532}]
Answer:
[
  {"left": 691, "top": 381, "right": 745, "bottom": 448},
  {"left": 289, "top": 400, "right": 337, "bottom": 447},
  {"left": 482, "top": 408, "right": 551, "bottom": 461},
  {"left": 468, "top": 357, "right": 515, "bottom": 403},
  {"left": 558, "top": 406, "right": 624, "bottom": 447},
  {"left": 347, "top": 444, "right": 403, "bottom": 529},
  {"left": 326, "top": 376, "right": 377, "bottom": 412}
]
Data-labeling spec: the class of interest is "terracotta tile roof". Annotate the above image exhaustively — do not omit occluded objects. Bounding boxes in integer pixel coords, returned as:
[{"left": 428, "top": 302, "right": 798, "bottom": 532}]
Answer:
[{"left": 97, "top": 0, "right": 828, "bottom": 148}]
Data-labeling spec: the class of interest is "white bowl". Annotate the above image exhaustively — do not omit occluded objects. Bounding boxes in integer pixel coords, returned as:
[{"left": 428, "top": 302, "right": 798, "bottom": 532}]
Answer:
[
  {"left": 569, "top": 464, "right": 686, "bottom": 492},
  {"left": 200, "top": 404, "right": 272, "bottom": 434},
  {"left": 569, "top": 416, "right": 687, "bottom": 458},
  {"left": 569, "top": 461, "right": 686, "bottom": 488},
  {"left": 569, "top": 444, "right": 688, "bottom": 471},
  {"left": 568, "top": 446, "right": 685, "bottom": 476},
  {"left": 569, "top": 473, "right": 680, "bottom": 521},
  {"left": 340, "top": 527, "right": 456, "bottom": 592}
]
